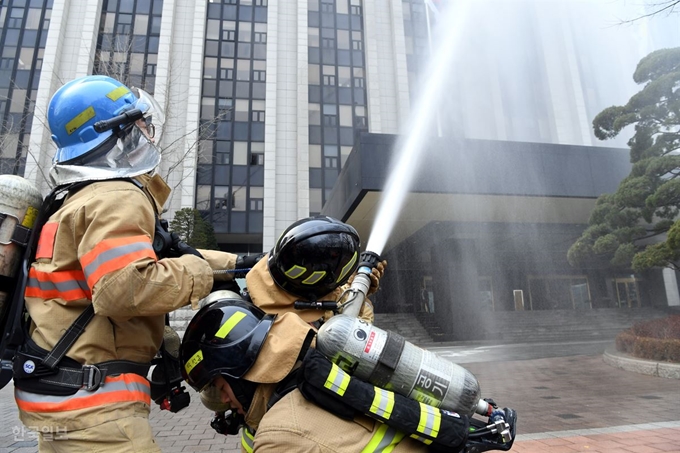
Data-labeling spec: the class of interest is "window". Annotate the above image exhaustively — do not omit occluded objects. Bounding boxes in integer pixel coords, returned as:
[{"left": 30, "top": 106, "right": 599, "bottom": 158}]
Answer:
[
  {"left": 350, "top": 5, "right": 362, "bottom": 15},
  {"left": 217, "top": 152, "right": 230, "bottom": 165},
  {"left": 250, "top": 153, "right": 264, "bottom": 165},
  {"left": 250, "top": 199, "right": 264, "bottom": 210},
  {"left": 354, "top": 77, "right": 365, "bottom": 88},
  {"left": 321, "top": 3, "right": 334, "bottom": 13},
  {"left": 612, "top": 278, "right": 641, "bottom": 308},
  {"left": 218, "top": 98, "right": 233, "bottom": 118},
  {"left": 323, "top": 75, "right": 335, "bottom": 86},
  {"left": 254, "top": 32, "right": 267, "bottom": 43},
  {"left": 339, "top": 105, "right": 352, "bottom": 126},
  {"left": 255, "top": 0, "right": 267, "bottom": 5},
  {"left": 235, "top": 99, "right": 250, "bottom": 122},
  {"left": 527, "top": 275, "right": 592, "bottom": 311},
  {"left": 309, "top": 103, "right": 321, "bottom": 125},
  {"left": 224, "top": 30, "right": 236, "bottom": 41},
  {"left": 352, "top": 40, "right": 363, "bottom": 50},
  {"left": 239, "top": 22, "right": 252, "bottom": 42},
  {"left": 233, "top": 141, "right": 248, "bottom": 165},
  {"left": 220, "top": 68, "right": 234, "bottom": 80},
  {"left": 324, "top": 157, "right": 338, "bottom": 168},
  {"left": 252, "top": 111, "right": 265, "bottom": 122},
  {"left": 322, "top": 104, "right": 337, "bottom": 126},
  {"left": 253, "top": 70, "right": 266, "bottom": 81},
  {"left": 322, "top": 38, "right": 335, "bottom": 48},
  {"left": 237, "top": 59, "right": 251, "bottom": 81},
  {"left": 308, "top": 28, "right": 320, "bottom": 47}
]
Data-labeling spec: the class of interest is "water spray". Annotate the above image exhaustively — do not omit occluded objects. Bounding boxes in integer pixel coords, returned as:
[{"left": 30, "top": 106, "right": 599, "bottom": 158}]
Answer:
[{"left": 336, "top": 251, "right": 382, "bottom": 318}]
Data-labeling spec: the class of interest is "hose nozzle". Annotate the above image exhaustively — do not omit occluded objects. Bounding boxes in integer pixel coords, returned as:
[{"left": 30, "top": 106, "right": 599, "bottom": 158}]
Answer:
[
  {"left": 358, "top": 251, "right": 382, "bottom": 270},
  {"left": 338, "top": 250, "right": 382, "bottom": 318}
]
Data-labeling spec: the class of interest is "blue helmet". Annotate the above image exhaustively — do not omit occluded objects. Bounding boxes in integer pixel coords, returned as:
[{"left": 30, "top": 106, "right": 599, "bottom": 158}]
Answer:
[
  {"left": 48, "top": 75, "right": 140, "bottom": 163},
  {"left": 47, "top": 76, "right": 164, "bottom": 186}
]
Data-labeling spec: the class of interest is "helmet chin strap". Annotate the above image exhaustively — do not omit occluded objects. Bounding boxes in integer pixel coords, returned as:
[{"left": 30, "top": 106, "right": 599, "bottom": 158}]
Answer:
[{"left": 225, "top": 375, "right": 258, "bottom": 413}]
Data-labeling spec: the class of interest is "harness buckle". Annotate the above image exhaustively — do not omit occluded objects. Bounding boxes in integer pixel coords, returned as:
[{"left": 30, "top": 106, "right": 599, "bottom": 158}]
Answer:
[{"left": 82, "top": 365, "right": 103, "bottom": 391}]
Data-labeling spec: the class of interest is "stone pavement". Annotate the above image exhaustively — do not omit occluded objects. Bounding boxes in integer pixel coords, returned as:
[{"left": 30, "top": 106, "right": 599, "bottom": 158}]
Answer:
[{"left": 2, "top": 350, "right": 680, "bottom": 452}]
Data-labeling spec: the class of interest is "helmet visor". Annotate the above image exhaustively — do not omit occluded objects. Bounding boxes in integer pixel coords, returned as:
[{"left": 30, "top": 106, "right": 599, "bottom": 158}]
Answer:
[{"left": 134, "top": 88, "right": 164, "bottom": 141}]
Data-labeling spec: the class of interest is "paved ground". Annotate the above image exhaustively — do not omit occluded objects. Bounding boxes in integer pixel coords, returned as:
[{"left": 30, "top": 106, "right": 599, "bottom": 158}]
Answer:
[{"left": 2, "top": 340, "right": 679, "bottom": 452}]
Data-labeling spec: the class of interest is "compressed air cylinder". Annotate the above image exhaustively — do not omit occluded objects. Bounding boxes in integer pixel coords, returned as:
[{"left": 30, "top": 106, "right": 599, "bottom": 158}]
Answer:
[
  {"left": 0, "top": 175, "right": 42, "bottom": 315},
  {"left": 316, "top": 314, "right": 489, "bottom": 417}
]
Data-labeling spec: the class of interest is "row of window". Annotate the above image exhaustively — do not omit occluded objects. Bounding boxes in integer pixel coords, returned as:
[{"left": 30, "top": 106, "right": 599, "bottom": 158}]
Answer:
[
  {"left": 0, "top": 0, "right": 51, "bottom": 177},
  {"left": 205, "top": 4, "right": 267, "bottom": 23},
  {"left": 308, "top": 0, "right": 362, "bottom": 15}
]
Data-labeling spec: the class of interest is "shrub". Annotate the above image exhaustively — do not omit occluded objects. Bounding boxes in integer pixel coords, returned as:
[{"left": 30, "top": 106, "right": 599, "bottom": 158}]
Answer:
[{"left": 615, "top": 315, "right": 680, "bottom": 363}]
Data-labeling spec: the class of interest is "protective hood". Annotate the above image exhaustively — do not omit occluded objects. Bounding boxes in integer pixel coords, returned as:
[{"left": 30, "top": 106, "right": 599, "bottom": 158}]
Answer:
[
  {"left": 245, "top": 254, "right": 342, "bottom": 323},
  {"left": 48, "top": 123, "right": 161, "bottom": 187},
  {"left": 243, "top": 312, "right": 315, "bottom": 384}
]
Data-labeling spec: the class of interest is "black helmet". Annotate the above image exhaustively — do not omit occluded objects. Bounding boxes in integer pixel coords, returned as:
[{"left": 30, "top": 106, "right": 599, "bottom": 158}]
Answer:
[
  {"left": 180, "top": 297, "right": 275, "bottom": 392},
  {"left": 268, "top": 216, "right": 360, "bottom": 300}
]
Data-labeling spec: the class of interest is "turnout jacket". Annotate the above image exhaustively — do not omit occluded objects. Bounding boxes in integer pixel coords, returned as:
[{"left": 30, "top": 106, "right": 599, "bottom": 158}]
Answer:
[
  {"left": 250, "top": 390, "right": 427, "bottom": 453},
  {"left": 15, "top": 175, "right": 238, "bottom": 431}
]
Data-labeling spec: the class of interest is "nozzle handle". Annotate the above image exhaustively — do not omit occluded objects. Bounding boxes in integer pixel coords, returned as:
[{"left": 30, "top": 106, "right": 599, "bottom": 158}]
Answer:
[{"left": 294, "top": 300, "right": 339, "bottom": 311}]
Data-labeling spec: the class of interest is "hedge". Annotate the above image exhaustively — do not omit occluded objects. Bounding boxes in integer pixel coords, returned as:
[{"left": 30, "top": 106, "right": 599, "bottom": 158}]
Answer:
[{"left": 615, "top": 315, "right": 680, "bottom": 363}]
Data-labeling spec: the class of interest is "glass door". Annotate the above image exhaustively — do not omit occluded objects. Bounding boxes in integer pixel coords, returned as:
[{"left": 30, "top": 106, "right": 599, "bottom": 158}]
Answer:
[{"left": 613, "top": 278, "right": 640, "bottom": 308}]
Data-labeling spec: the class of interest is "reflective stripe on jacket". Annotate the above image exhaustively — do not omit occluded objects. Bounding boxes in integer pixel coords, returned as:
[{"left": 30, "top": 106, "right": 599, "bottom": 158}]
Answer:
[
  {"left": 17, "top": 175, "right": 223, "bottom": 431},
  {"left": 15, "top": 373, "right": 150, "bottom": 413}
]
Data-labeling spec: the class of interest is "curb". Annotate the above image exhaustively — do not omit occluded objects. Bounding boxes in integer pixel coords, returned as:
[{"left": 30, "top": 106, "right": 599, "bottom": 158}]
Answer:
[{"left": 603, "top": 345, "right": 680, "bottom": 379}]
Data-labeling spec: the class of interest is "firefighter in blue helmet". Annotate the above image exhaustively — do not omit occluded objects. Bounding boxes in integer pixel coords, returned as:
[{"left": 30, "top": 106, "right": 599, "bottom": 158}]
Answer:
[{"left": 13, "top": 75, "right": 241, "bottom": 452}]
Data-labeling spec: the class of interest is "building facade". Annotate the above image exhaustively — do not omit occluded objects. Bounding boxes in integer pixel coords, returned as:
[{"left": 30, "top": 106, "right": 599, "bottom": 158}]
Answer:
[{"left": 1, "top": 0, "right": 678, "bottom": 329}]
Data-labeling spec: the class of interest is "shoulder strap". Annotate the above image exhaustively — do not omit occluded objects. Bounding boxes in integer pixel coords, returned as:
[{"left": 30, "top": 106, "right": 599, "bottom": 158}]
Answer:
[{"left": 41, "top": 305, "right": 95, "bottom": 369}]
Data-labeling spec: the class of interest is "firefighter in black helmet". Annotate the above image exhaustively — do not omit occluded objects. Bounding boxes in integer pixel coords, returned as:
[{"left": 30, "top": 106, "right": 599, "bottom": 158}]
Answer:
[
  {"left": 268, "top": 216, "right": 361, "bottom": 300},
  {"left": 243, "top": 216, "right": 387, "bottom": 324},
  {"left": 180, "top": 296, "right": 435, "bottom": 453}
]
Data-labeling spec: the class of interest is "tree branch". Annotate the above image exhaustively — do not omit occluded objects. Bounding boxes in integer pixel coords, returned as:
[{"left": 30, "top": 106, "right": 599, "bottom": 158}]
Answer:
[{"left": 618, "top": 0, "right": 680, "bottom": 24}]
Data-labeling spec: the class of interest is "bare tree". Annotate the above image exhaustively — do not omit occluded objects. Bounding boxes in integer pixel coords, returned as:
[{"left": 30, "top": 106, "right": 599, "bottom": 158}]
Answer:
[
  {"left": 619, "top": 0, "right": 679, "bottom": 24},
  {"left": 92, "top": 31, "right": 229, "bottom": 209}
]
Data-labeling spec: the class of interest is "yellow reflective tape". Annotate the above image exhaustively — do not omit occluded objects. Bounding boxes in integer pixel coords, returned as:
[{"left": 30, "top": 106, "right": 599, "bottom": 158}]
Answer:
[
  {"left": 302, "top": 270, "right": 326, "bottom": 285},
  {"left": 21, "top": 206, "right": 39, "bottom": 228},
  {"left": 416, "top": 402, "right": 441, "bottom": 439},
  {"left": 337, "top": 251, "right": 358, "bottom": 282},
  {"left": 106, "top": 85, "right": 130, "bottom": 101},
  {"left": 65, "top": 106, "right": 95, "bottom": 135},
  {"left": 369, "top": 387, "right": 395, "bottom": 420},
  {"left": 361, "top": 424, "right": 406, "bottom": 453},
  {"left": 184, "top": 350, "right": 203, "bottom": 375},
  {"left": 284, "top": 265, "right": 306, "bottom": 279},
  {"left": 215, "top": 311, "right": 247, "bottom": 339},
  {"left": 241, "top": 429, "right": 254, "bottom": 453},
  {"left": 324, "top": 363, "right": 350, "bottom": 396},
  {"left": 410, "top": 433, "right": 433, "bottom": 445},
  {"left": 431, "top": 407, "right": 441, "bottom": 438}
]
